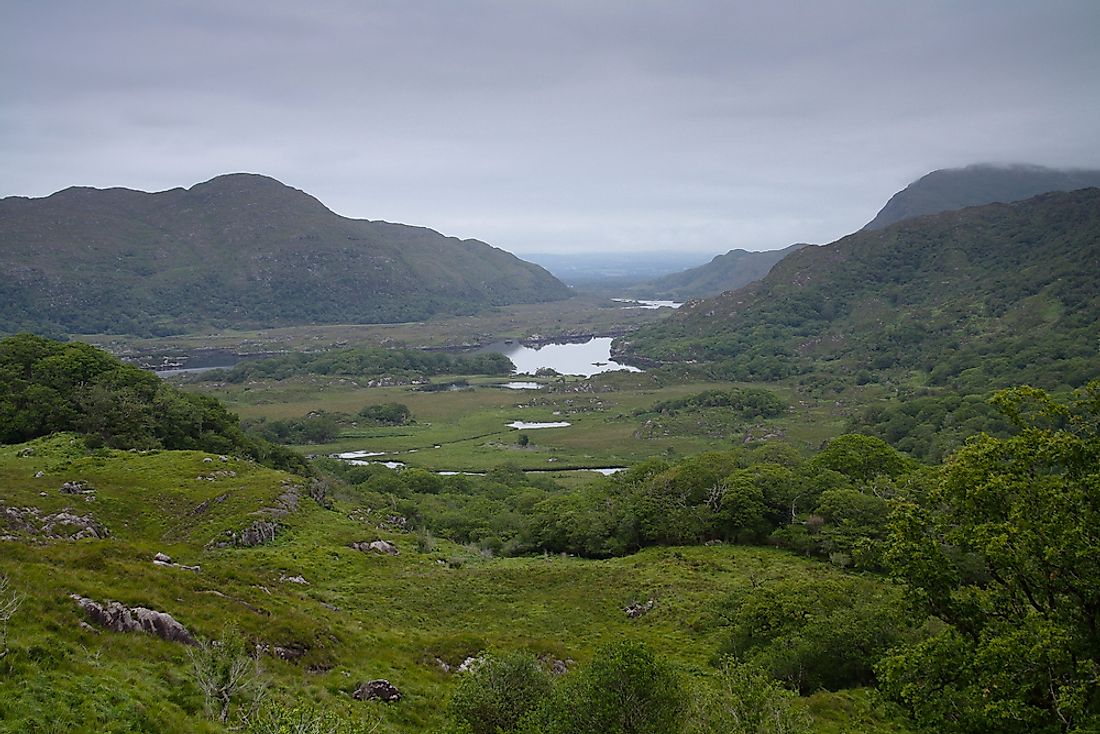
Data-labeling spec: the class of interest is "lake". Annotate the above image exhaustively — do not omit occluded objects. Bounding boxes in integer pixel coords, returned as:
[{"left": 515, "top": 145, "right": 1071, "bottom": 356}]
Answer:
[{"left": 476, "top": 337, "right": 640, "bottom": 377}]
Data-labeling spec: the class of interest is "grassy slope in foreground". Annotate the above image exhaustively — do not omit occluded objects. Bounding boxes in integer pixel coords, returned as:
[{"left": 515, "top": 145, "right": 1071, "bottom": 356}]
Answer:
[{"left": 0, "top": 435, "right": 909, "bottom": 733}]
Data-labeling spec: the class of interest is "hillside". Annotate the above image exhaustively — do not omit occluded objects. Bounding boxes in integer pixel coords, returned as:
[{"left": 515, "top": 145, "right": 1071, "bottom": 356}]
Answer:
[
  {"left": 0, "top": 174, "right": 570, "bottom": 336},
  {"left": 633, "top": 243, "right": 807, "bottom": 299},
  {"left": 617, "top": 188, "right": 1100, "bottom": 391},
  {"left": 864, "top": 163, "right": 1100, "bottom": 230},
  {"left": 0, "top": 433, "right": 915, "bottom": 733}
]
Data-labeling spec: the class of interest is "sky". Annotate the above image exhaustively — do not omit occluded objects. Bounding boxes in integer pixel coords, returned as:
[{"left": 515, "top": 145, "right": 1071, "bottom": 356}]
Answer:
[{"left": 2, "top": 1, "right": 1099, "bottom": 255}]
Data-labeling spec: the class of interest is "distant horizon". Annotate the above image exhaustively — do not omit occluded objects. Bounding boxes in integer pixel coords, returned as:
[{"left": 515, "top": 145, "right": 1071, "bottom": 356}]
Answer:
[
  {"left": 4, "top": 2, "right": 1098, "bottom": 254},
  {"left": 8, "top": 161, "right": 1099, "bottom": 258}
]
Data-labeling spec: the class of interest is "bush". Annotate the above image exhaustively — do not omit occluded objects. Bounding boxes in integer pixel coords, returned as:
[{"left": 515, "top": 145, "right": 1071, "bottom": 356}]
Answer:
[
  {"left": 448, "top": 651, "right": 553, "bottom": 734},
  {"left": 526, "top": 640, "right": 686, "bottom": 734}
]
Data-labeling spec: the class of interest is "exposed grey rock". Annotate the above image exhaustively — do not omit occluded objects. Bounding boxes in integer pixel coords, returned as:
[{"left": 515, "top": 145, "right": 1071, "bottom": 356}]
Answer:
[
  {"left": 351, "top": 539, "right": 399, "bottom": 556},
  {"left": 60, "top": 480, "right": 94, "bottom": 494},
  {"left": 280, "top": 574, "right": 309, "bottom": 585},
  {"left": 202, "top": 457, "right": 213, "bottom": 463},
  {"left": 457, "top": 656, "right": 482, "bottom": 673},
  {"left": 71, "top": 594, "right": 196, "bottom": 645},
  {"left": 152, "top": 552, "right": 200, "bottom": 572},
  {"left": 208, "top": 520, "right": 279, "bottom": 549},
  {"left": 256, "top": 641, "right": 308, "bottom": 662},
  {"left": 624, "top": 599, "right": 656, "bottom": 618},
  {"left": 353, "top": 679, "right": 401, "bottom": 702},
  {"left": 34, "top": 471, "right": 45, "bottom": 478},
  {"left": 547, "top": 658, "right": 574, "bottom": 676}
]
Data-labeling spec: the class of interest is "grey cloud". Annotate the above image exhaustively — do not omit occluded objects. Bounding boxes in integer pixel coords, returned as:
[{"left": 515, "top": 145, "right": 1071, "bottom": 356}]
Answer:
[{"left": 2, "top": 1, "right": 1098, "bottom": 253}]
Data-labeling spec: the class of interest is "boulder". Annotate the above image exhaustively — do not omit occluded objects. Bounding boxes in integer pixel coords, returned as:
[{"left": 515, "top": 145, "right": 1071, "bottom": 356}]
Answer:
[
  {"left": 351, "top": 540, "right": 399, "bottom": 556},
  {"left": 624, "top": 599, "right": 656, "bottom": 618},
  {"left": 71, "top": 594, "right": 196, "bottom": 645},
  {"left": 353, "top": 679, "right": 401, "bottom": 702}
]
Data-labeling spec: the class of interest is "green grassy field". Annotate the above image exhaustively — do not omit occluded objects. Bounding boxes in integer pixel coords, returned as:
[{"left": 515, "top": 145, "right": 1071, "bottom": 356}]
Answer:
[
  {"left": 175, "top": 368, "right": 865, "bottom": 477},
  {"left": 0, "top": 435, "right": 911, "bottom": 733}
]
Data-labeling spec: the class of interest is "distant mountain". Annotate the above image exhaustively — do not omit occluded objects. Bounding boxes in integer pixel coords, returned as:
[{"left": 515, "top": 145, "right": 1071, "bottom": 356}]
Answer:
[
  {"left": 0, "top": 174, "right": 570, "bottom": 336},
  {"left": 617, "top": 188, "right": 1100, "bottom": 391},
  {"left": 525, "top": 251, "right": 713, "bottom": 288},
  {"left": 864, "top": 163, "right": 1100, "bottom": 230},
  {"left": 632, "top": 244, "right": 808, "bottom": 300}
]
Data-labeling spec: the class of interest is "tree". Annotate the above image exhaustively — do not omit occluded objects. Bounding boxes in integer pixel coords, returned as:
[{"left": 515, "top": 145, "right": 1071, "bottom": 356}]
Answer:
[
  {"left": 189, "top": 627, "right": 265, "bottom": 725},
  {"left": 448, "top": 651, "right": 552, "bottom": 734},
  {"left": 0, "top": 573, "right": 22, "bottom": 661},
  {"left": 879, "top": 382, "right": 1100, "bottom": 733},
  {"left": 526, "top": 640, "right": 686, "bottom": 734},
  {"left": 687, "top": 660, "right": 809, "bottom": 734}
]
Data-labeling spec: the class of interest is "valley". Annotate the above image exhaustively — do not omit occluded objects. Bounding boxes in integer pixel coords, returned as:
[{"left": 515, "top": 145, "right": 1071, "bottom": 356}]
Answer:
[{"left": 2, "top": 169, "right": 1098, "bottom": 734}]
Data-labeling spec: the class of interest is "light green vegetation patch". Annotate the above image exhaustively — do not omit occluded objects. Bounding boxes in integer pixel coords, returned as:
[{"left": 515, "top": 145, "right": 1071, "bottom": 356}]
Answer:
[{"left": 0, "top": 436, "right": 910, "bottom": 733}]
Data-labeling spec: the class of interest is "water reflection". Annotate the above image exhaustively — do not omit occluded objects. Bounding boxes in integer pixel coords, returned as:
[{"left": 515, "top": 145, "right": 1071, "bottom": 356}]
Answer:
[{"left": 477, "top": 337, "right": 640, "bottom": 376}]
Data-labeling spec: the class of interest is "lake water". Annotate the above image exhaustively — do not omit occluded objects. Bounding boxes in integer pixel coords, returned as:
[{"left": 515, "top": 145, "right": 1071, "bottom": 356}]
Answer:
[
  {"left": 507, "top": 420, "right": 571, "bottom": 429},
  {"left": 477, "top": 337, "right": 640, "bottom": 377},
  {"left": 612, "top": 298, "right": 684, "bottom": 310}
]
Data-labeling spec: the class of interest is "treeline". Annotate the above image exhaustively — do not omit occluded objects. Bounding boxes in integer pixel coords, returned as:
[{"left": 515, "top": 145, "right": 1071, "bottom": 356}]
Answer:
[
  {"left": 244, "top": 403, "right": 412, "bottom": 445},
  {"left": 321, "top": 433, "right": 920, "bottom": 565},
  {"left": 0, "top": 334, "right": 308, "bottom": 473},
  {"left": 641, "top": 386, "right": 785, "bottom": 419},
  {"left": 209, "top": 348, "right": 514, "bottom": 382}
]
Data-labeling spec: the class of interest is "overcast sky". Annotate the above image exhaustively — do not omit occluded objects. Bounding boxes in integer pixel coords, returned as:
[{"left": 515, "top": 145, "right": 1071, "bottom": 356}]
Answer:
[{"left": 2, "top": 1, "right": 1099, "bottom": 254}]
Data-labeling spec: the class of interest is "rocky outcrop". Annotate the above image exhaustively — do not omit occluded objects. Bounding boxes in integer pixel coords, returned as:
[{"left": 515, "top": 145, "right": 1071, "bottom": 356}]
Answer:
[
  {"left": 624, "top": 599, "right": 656, "bottom": 618},
  {"left": 71, "top": 594, "right": 196, "bottom": 645},
  {"left": 59, "top": 480, "right": 95, "bottom": 494},
  {"left": 351, "top": 540, "right": 399, "bottom": 556},
  {"left": 1, "top": 504, "right": 108, "bottom": 541},
  {"left": 152, "top": 552, "right": 200, "bottom": 572},
  {"left": 353, "top": 679, "right": 401, "bottom": 702},
  {"left": 207, "top": 520, "right": 279, "bottom": 549}
]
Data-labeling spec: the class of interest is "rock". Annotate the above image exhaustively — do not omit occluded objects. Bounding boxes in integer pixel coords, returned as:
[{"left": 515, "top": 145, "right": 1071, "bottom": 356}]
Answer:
[
  {"left": 548, "top": 658, "right": 574, "bottom": 676},
  {"left": 256, "top": 642, "right": 308, "bottom": 662},
  {"left": 40, "top": 510, "right": 109, "bottom": 540},
  {"left": 202, "top": 457, "right": 213, "bottom": 463},
  {"left": 351, "top": 539, "right": 399, "bottom": 556},
  {"left": 34, "top": 471, "right": 45, "bottom": 478},
  {"left": 280, "top": 574, "right": 309, "bottom": 585},
  {"left": 71, "top": 594, "right": 196, "bottom": 645},
  {"left": 624, "top": 599, "right": 656, "bottom": 618},
  {"left": 457, "top": 656, "right": 482, "bottom": 673},
  {"left": 207, "top": 520, "right": 279, "bottom": 549},
  {"left": 153, "top": 552, "right": 173, "bottom": 565},
  {"left": 60, "top": 480, "right": 94, "bottom": 494},
  {"left": 353, "top": 679, "right": 401, "bottom": 702}
]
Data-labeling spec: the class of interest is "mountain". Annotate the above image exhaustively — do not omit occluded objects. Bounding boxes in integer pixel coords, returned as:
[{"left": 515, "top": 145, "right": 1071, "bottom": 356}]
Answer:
[
  {"left": 617, "top": 188, "right": 1100, "bottom": 391},
  {"left": 0, "top": 174, "right": 570, "bottom": 336},
  {"left": 864, "top": 163, "right": 1100, "bottom": 230},
  {"left": 632, "top": 243, "right": 808, "bottom": 300}
]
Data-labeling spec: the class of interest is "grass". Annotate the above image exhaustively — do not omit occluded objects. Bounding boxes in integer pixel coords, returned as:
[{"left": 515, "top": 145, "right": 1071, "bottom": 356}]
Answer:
[
  {"left": 0, "top": 435, "right": 913, "bottom": 733},
  {"left": 178, "top": 370, "right": 869, "bottom": 475}
]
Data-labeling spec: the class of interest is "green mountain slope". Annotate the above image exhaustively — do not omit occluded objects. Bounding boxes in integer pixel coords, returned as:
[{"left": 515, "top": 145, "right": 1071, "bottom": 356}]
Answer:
[
  {"left": 635, "top": 243, "right": 808, "bottom": 299},
  {"left": 864, "top": 163, "right": 1100, "bottom": 230},
  {"left": 617, "top": 188, "right": 1100, "bottom": 390},
  {"left": 0, "top": 174, "right": 570, "bottom": 336}
]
